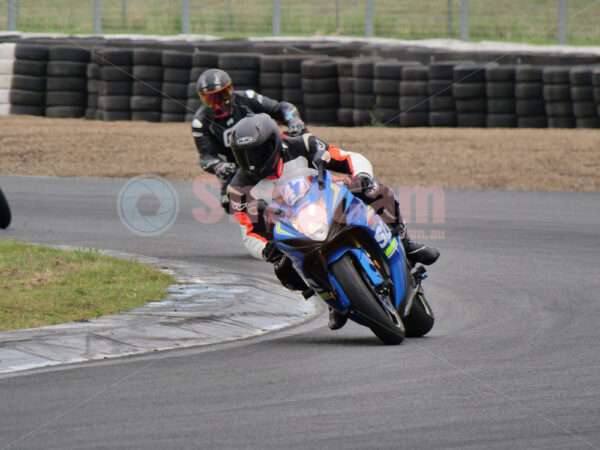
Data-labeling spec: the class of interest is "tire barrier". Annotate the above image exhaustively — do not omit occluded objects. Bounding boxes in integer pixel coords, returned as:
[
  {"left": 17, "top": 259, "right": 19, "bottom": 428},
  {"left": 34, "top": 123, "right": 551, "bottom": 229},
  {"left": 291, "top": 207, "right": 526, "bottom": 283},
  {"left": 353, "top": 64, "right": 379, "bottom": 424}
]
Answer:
[
  {"left": 130, "top": 49, "right": 164, "bottom": 123},
  {"left": 161, "top": 50, "right": 192, "bottom": 122},
  {"left": 0, "top": 40, "right": 599, "bottom": 129},
  {"left": 186, "top": 51, "right": 219, "bottom": 122},
  {"left": 301, "top": 58, "right": 339, "bottom": 126},
  {"left": 45, "top": 45, "right": 90, "bottom": 118},
  {"left": 400, "top": 65, "right": 430, "bottom": 127}
]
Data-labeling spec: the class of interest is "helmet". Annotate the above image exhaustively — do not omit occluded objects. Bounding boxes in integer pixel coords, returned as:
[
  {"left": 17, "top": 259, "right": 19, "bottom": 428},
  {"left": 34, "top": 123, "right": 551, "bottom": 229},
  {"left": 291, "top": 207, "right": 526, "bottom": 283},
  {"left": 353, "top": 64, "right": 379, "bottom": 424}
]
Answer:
[
  {"left": 231, "top": 113, "right": 282, "bottom": 179},
  {"left": 196, "top": 69, "right": 234, "bottom": 118}
]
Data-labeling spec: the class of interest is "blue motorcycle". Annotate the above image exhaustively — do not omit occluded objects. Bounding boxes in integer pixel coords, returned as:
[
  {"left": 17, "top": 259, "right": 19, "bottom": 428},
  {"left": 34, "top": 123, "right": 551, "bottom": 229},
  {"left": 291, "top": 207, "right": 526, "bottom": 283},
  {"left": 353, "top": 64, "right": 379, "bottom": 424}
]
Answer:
[{"left": 266, "top": 153, "right": 434, "bottom": 345}]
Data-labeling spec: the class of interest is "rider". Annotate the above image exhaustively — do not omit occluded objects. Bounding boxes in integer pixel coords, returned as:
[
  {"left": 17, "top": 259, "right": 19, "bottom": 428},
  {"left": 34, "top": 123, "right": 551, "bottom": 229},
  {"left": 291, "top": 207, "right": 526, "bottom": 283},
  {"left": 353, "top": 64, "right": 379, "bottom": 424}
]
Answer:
[
  {"left": 227, "top": 113, "right": 440, "bottom": 331},
  {"left": 192, "top": 68, "right": 305, "bottom": 210}
]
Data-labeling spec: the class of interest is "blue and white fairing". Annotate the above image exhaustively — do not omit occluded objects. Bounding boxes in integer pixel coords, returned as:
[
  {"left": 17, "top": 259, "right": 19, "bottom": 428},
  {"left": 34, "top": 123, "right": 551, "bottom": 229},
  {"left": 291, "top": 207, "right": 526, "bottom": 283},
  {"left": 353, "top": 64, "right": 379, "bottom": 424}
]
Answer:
[{"left": 269, "top": 169, "right": 410, "bottom": 316}]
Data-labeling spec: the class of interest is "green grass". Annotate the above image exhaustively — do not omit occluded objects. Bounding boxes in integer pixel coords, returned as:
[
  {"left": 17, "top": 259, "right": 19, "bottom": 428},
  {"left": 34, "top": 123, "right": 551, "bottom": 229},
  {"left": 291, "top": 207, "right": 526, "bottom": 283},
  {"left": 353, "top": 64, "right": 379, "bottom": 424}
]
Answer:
[
  {"left": 1, "top": 0, "right": 599, "bottom": 45},
  {"left": 0, "top": 239, "right": 174, "bottom": 331}
]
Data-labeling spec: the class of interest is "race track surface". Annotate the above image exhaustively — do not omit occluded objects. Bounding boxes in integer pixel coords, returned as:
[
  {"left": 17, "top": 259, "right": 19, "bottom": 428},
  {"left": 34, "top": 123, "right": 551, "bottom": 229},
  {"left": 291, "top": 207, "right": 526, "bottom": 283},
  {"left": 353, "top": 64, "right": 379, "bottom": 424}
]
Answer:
[{"left": 0, "top": 175, "right": 599, "bottom": 450}]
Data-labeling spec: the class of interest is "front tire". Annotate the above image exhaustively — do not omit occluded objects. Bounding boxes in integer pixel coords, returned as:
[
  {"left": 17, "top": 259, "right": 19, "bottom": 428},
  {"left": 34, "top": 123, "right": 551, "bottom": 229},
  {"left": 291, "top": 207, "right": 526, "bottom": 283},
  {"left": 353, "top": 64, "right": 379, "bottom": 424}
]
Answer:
[
  {"left": 0, "top": 189, "right": 11, "bottom": 229},
  {"left": 329, "top": 254, "right": 404, "bottom": 345}
]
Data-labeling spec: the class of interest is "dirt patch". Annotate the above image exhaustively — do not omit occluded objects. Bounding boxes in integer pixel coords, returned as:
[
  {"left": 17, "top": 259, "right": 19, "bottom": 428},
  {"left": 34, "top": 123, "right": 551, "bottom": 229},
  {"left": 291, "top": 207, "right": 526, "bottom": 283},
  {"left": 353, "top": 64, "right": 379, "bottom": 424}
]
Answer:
[{"left": 1, "top": 116, "right": 599, "bottom": 192}]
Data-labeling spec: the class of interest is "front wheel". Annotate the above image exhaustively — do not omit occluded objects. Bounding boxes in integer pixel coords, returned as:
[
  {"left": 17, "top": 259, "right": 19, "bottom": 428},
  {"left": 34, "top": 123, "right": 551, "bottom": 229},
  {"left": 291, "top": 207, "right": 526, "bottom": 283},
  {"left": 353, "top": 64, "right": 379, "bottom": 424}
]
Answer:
[
  {"left": 0, "top": 189, "right": 11, "bottom": 229},
  {"left": 329, "top": 254, "right": 404, "bottom": 345}
]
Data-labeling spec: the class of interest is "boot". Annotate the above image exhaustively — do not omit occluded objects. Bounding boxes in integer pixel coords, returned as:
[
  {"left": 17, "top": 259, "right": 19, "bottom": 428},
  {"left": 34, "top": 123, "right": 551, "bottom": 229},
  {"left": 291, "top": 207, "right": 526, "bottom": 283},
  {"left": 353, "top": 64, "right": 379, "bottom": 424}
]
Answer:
[
  {"left": 393, "top": 223, "right": 440, "bottom": 266},
  {"left": 328, "top": 307, "right": 348, "bottom": 330}
]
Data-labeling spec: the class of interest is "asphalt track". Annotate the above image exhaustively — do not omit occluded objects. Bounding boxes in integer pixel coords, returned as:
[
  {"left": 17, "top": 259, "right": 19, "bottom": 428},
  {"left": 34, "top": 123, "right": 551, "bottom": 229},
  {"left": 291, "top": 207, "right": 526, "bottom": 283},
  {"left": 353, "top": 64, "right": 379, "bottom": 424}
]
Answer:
[{"left": 0, "top": 175, "right": 599, "bottom": 450}]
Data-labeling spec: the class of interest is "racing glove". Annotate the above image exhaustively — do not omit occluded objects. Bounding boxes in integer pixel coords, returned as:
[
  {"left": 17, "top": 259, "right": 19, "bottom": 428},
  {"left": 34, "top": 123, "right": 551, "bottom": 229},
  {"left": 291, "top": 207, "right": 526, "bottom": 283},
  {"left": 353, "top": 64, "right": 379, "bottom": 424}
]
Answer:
[
  {"left": 262, "top": 241, "right": 309, "bottom": 291},
  {"left": 286, "top": 118, "right": 307, "bottom": 136},
  {"left": 214, "top": 162, "right": 237, "bottom": 181},
  {"left": 350, "top": 172, "right": 375, "bottom": 194}
]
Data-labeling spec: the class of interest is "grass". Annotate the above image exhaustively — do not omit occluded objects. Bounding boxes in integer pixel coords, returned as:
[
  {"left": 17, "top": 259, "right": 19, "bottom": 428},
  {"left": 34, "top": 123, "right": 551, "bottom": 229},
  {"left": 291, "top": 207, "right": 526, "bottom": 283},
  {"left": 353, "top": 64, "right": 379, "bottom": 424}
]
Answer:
[
  {"left": 1, "top": 0, "right": 599, "bottom": 45},
  {"left": 0, "top": 239, "right": 174, "bottom": 331}
]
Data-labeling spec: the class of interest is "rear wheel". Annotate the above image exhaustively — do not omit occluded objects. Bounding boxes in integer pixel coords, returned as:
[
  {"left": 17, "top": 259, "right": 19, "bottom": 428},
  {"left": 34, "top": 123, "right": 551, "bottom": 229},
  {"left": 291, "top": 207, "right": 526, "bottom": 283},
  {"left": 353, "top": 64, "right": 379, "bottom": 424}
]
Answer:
[
  {"left": 404, "top": 290, "right": 434, "bottom": 337},
  {"left": 0, "top": 189, "right": 11, "bottom": 229},
  {"left": 329, "top": 254, "right": 404, "bottom": 345}
]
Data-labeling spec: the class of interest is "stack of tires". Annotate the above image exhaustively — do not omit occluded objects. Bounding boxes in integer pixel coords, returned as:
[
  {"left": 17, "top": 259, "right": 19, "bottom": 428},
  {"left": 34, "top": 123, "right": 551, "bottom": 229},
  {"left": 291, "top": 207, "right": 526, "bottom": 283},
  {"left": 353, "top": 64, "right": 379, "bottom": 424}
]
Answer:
[
  {"left": 485, "top": 65, "right": 517, "bottom": 128},
  {"left": 85, "top": 51, "right": 100, "bottom": 120},
  {"left": 186, "top": 51, "right": 219, "bottom": 121},
  {"left": 219, "top": 52, "right": 260, "bottom": 92},
  {"left": 45, "top": 46, "right": 90, "bottom": 118},
  {"left": 336, "top": 58, "right": 355, "bottom": 126},
  {"left": 282, "top": 56, "right": 309, "bottom": 120},
  {"left": 570, "top": 66, "right": 599, "bottom": 128},
  {"left": 515, "top": 65, "right": 547, "bottom": 128},
  {"left": 453, "top": 64, "right": 489, "bottom": 127},
  {"left": 428, "top": 61, "right": 466, "bottom": 127},
  {"left": 352, "top": 58, "right": 378, "bottom": 126},
  {"left": 595, "top": 69, "right": 600, "bottom": 120},
  {"left": 0, "top": 43, "right": 14, "bottom": 116},
  {"left": 301, "top": 58, "right": 339, "bottom": 126},
  {"left": 372, "top": 59, "right": 405, "bottom": 127},
  {"left": 161, "top": 50, "right": 192, "bottom": 122},
  {"left": 542, "top": 66, "right": 575, "bottom": 128},
  {"left": 259, "top": 55, "right": 285, "bottom": 102},
  {"left": 97, "top": 48, "right": 134, "bottom": 121},
  {"left": 399, "top": 65, "right": 430, "bottom": 127},
  {"left": 130, "top": 49, "right": 163, "bottom": 123},
  {"left": 9, "top": 44, "right": 48, "bottom": 116}
]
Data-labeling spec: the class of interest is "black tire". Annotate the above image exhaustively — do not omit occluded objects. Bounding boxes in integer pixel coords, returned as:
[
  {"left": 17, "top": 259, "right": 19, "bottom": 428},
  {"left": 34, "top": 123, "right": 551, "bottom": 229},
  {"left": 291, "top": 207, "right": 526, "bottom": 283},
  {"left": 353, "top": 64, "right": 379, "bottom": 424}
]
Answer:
[
  {"left": 515, "top": 65, "right": 543, "bottom": 83},
  {"left": 401, "top": 66, "right": 428, "bottom": 81},
  {"left": 571, "top": 86, "right": 594, "bottom": 102},
  {"left": 428, "top": 79, "right": 454, "bottom": 96},
  {"left": 161, "top": 113, "right": 186, "bottom": 122},
  {"left": 227, "top": 69, "right": 259, "bottom": 87},
  {"left": 487, "top": 98, "right": 515, "bottom": 114},
  {"left": 352, "top": 78, "right": 375, "bottom": 94},
  {"left": 375, "top": 95, "right": 399, "bottom": 109},
  {"left": 45, "top": 106, "right": 85, "bottom": 118},
  {"left": 453, "top": 65, "right": 488, "bottom": 83},
  {"left": 543, "top": 85, "right": 571, "bottom": 102},
  {"left": 353, "top": 109, "right": 372, "bottom": 126},
  {"left": 457, "top": 113, "right": 487, "bottom": 127},
  {"left": 132, "top": 65, "right": 163, "bottom": 81},
  {"left": 545, "top": 101, "right": 573, "bottom": 117},
  {"left": 404, "top": 292, "right": 434, "bottom": 337},
  {"left": 576, "top": 117, "right": 600, "bottom": 128},
  {"left": 103, "top": 110, "right": 131, "bottom": 121},
  {"left": 304, "top": 92, "right": 339, "bottom": 108},
  {"left": 429, "top": 61, "right": 473, "bottom": 80},
  {"left": 548, "top": 116, "right": 575, "bottom": 128},
  {"left": 338, "top": 76, "right": 354, "bottom": 94},
  {"left": 304, "top": 107, "right": 338, "bottom": 125},
  {"left": 453, "top": 82, "right": 486, "bottom": 99},
  {"left": 47, "top": 76, "right": 87, "bottom": 92},
  {"left": 46, "top": 61, "right": 87, "bottom": 77},
  {"left": 543, "top": 67, "right": 571, "bottom": 85},
  {"left": 260, "top": 88, "right": 283, "bottom": 101},
  {"left": 429, "top": 111, "right": 457, "bottom": 127},
  {"left": 13, "top": 60, "right": 46, "bottom": 77},
  {"left": 337, "top": 107, "right": 355, "bottom": 125},
  {"left": 302, "top": 77, "right": 338, "bottom": 93},
  {"left": 100, "top": 49, "right": 133, "bottom": 66},
  {"left": 485, "top": 65, "right": 516, "bottom": 82},
  {"left": 352, "top": 59, "right": 378, "bottom": 78},
  {"left": 192, "top": 51, "right": 219, "bottom": 68},
  {"left": 282, "top": 88, "right": 304, "bottom": 105},
  {"left": 133, "top": 49, "right": 163, "bottom": 66},
  {"left": 400, "top": 81, "right": 429, "bottom": 96},
  {"left": 373, "top": 107, "right": 400, "bottom": 126},
  {"left": 15, "top": 44, "right": 49, "bottom": 61},
  {"left": 486, "top": 82, "right": 515, "bottom": 98},
  {"left": 48, "top": 46, "right": 90, "bottom": 63},
  {"left": 131, "top": 95, "right": 162, "bottom": 111},
  {"left": 455, "top": 98, "right": 487, "bottom": 113},
  {"left": 9, "top": 104, "right": 45, "bottom": 116},
  {"left": 163, "top": 68, "right": 190, "bottom": 83},
  {"left": 161, "top": 51, "right": 192, "bottom": 68},
  {"left": 339, "top": 93, "right": 355, "bottom": 108},
  {"left": 516, "top": 99, "right": 546, "bottom": 116},
  {"left": 329, "top": 254, "right": 405, "bottom": 345},
  {"left": 515, "top": 82, "right": 544, "bottom": 99},
  {"left": 98, "top": 95, "right": 130, "bottom": 111},
  {"left": 573, "top": 102, "right": 597, "bottom": 118},
  {"left": 99, "top": 81, "right": 132, "bottom": 96},
  {"left": 487, "top": 113, "right": 518, "bottom": 128},
  {"left": 0, "top": 188, "right": 11, "bottom": 229},
  {"left": 133, "top": 80, "right": 162, "bottom": 96},
  {"left": 11, "top": 75, "right": 46, "bottom": 91},
  {"left": 259, "top": 72, "right": 283, "bottom": 88},
  {"left": 260, "top": 55, "right": 284, "bottom": 72},
  {"left": 400, "top": 112, "right": 429, "bottom": 127},
  {"left": 570, "top": 67, "right": 594, "bottom": 86},
  {"left": 282, "top": 73, "right": 302, "bottom": 88},
  {"left": 101, "top": 66, "right": 133, "bottom": 82},
  {"left": 46, "top": 91, "right": 87, "bottom": 107},
  {"left": 282, "top": 55, "right": 311, "bottom": 73},
  {"left": 400, "top": 96, "right": 429, "bottom": 113},
  {"left": 354, "top": 93, "right": 377, "bottom": 109},
  {"left": 518, "top": 116, "right": 548, "bottom": 128},
  {"left": 219, "top": 53, "right": 260, "bottom": 71},
  {"left": 9, "top": 89, "right": 45, "bottom": 106},
  {"left": 131, "top": 110, "right": 162, "bottom": 122},
  {"left": 161, "top": 98, "right": 188, "bottom": 114},
  {"left": 161, "top": 82, "right": 188, "bottom": 98},
  {"left": 301, "top": 59, "right": 337, "bottom": 78},
  {"left": 429, "top": 95, "right": 456, "bottom": 111},
  {"left": 373, "top": 79, "right": 399, "bottom": 95},
  {"left": 87, "top": 63, "right": 100, "bottom": 80}
]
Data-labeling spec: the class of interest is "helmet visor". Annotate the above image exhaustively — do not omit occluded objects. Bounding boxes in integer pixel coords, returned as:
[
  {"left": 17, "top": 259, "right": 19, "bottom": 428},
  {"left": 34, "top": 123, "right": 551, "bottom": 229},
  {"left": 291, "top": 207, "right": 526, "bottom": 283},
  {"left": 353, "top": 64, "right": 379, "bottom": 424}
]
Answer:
[{"left": 198, "top": 84, "right": 233, "bottom": 109}]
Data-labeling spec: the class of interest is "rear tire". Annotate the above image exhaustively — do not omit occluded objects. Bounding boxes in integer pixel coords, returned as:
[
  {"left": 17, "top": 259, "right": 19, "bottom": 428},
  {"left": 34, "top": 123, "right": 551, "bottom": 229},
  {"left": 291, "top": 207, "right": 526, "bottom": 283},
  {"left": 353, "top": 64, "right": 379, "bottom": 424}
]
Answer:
[
  {"left": 329, "top": 254, "right": 405, "bottom": 345},
  {"left": 0, "top": 189, "right": 11, "bottom": 229},
  {"left": 404, "top": 291, "right": 434, "bottom": 337}
]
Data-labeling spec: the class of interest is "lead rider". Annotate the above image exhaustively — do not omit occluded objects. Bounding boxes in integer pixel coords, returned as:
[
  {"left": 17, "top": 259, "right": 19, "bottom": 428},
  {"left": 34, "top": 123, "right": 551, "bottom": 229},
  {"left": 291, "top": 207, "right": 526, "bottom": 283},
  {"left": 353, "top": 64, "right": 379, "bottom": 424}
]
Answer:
[{"left": 227, "top": 113, "right": 440, "bottom": 331}]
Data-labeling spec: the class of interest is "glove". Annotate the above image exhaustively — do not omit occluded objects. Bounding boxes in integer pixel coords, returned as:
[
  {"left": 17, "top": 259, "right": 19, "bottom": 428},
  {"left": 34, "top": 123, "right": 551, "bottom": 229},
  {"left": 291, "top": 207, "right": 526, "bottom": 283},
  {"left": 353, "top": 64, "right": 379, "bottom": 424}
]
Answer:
[
  {"left": 273, "top": 255, "right": 310, "bottom": 291},
  {"left": 214, "top": 162, "right": 237, "bottom": 181},
  {"left": 287, "top": 118, "right": 307, "bottom": 136},
  {"left": 350, "top": 172, "right": 375, "bottom": 194},
  {"left": 262, "top": 240, "right": 282, "bottom": 263}
]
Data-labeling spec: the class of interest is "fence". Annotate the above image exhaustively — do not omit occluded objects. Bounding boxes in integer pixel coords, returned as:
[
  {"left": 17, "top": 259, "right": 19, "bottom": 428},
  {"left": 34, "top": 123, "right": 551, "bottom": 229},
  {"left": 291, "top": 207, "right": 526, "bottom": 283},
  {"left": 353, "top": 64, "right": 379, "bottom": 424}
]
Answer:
[{"left": 1, "top": 0, "right": 600, "bottom": 45}]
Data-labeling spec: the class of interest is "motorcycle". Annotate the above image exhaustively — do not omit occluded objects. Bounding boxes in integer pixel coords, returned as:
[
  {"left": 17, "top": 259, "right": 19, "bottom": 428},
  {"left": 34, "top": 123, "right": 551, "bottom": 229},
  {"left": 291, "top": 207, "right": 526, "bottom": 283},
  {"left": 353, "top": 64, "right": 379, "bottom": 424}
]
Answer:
[
  {"left": 265, "top": 152, "right": 434, "bottom": 345},
  {"left": 0, "top": 188, "right": 10, "bottom": 229}
]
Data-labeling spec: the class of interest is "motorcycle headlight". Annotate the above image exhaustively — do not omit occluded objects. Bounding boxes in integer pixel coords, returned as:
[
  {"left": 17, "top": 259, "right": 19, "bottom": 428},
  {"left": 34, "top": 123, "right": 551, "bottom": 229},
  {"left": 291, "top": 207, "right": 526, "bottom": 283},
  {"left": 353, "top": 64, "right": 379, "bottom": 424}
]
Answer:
[{"left": 291, "top": 198, "right": 329, "bottom": 241}]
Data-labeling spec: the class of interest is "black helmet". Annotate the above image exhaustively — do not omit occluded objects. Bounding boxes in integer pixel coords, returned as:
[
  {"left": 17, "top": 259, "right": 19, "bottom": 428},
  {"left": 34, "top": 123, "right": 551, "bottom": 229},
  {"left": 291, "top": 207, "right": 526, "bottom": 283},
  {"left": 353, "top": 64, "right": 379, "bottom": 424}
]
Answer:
[
  {"left": 231, "top": 113, "right": 282, "bottom": 179},
  {"left": 196, "top": 68, "right": 234, "bottom": 118}
]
